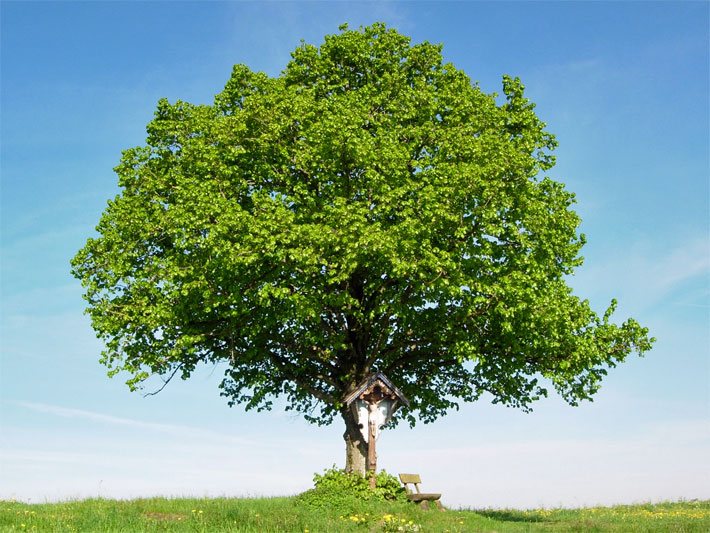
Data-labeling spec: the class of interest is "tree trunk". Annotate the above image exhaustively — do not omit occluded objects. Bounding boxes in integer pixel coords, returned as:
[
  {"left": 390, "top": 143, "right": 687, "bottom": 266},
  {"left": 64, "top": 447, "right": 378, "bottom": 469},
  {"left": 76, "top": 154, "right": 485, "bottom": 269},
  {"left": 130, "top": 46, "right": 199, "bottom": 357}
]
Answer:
[{"left": 342, "top": 408, "right": 367, "bottom": 475}]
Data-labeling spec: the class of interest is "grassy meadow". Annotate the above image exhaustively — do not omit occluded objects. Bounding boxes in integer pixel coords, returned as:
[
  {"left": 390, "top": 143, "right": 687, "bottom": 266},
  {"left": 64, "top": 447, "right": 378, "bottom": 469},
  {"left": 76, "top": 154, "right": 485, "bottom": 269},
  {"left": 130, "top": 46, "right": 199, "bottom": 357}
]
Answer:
[{"left": 1, "top": 496, "right": 709, "bottom": 532}]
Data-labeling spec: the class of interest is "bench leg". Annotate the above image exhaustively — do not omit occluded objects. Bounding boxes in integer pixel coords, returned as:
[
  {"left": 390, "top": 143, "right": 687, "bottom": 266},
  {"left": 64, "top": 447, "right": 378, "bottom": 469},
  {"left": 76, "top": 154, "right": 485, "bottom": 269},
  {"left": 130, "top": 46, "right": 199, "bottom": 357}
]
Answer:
[{"left": 418, "top": 500, "right": 445, "bottom": 511}]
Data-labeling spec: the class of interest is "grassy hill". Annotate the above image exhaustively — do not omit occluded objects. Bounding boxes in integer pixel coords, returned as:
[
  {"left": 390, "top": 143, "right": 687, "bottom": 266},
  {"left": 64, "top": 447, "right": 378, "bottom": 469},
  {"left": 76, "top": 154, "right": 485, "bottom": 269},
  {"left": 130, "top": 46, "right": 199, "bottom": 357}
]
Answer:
[{"left": 1, "top": 496, "right": 708, "bottom": 532}]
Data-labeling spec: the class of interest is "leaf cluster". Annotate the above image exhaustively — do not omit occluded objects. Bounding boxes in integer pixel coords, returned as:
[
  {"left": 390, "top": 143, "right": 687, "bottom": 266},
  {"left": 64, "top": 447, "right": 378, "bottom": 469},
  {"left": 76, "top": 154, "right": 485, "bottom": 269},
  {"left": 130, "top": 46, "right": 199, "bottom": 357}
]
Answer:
[{"left": 71, "top": 23, "right": 653, "bottom": 427}]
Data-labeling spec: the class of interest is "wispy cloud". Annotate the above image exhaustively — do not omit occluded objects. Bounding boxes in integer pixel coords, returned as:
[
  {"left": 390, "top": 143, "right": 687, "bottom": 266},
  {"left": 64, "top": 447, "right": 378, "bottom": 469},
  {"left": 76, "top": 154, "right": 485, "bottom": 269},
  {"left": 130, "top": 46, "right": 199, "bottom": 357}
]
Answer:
[
  {"left": 571, "top": 235, "right": 710, "bottom": 313},
  {"left": 653, "top": 238, "right": 710, "bottom": 291},
  {"left": 2, "top": 402, "right": 339, "bottom": 502},
  {"left": 14, "top": 401, "right": 256, "bottom": 447},
  {"left": 380, "top": 418, "right": 710, "bottom": 508}
]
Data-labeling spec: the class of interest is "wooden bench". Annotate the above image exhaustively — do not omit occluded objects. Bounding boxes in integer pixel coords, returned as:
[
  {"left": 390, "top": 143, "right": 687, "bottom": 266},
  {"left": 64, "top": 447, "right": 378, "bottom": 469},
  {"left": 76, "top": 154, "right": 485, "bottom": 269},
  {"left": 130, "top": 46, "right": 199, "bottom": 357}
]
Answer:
[{"left": 398, "top": 473, "right": 444, "bottom": 510}]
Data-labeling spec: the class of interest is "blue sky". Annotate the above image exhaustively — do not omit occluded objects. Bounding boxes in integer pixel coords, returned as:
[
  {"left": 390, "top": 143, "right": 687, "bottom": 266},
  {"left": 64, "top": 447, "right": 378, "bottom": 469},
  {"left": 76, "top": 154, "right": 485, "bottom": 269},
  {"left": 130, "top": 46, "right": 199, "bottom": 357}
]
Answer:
[{"left": 1, "top": 1, "right": 708, "bottom": 508}]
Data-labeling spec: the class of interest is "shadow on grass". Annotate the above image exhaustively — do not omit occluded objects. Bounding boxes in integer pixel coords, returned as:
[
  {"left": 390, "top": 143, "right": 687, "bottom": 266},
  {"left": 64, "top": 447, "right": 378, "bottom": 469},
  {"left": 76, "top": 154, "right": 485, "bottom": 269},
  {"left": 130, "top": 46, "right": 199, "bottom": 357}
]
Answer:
[{"left": 475, "top": 510, "right": 548, "bottom": 523}]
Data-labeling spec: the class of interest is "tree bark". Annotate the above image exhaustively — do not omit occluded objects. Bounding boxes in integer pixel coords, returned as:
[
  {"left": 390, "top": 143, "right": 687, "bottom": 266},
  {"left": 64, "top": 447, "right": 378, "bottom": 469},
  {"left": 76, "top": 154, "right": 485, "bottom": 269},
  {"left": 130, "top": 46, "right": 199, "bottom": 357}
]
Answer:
[{"left": 342, "top": 408, "right": 367, "bottom": 475}]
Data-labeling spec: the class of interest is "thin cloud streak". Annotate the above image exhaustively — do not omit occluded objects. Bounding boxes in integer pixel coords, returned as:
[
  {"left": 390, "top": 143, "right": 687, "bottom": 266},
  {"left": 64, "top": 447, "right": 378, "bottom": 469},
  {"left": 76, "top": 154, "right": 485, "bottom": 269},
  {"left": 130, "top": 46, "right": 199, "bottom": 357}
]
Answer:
[
  {"left": 15, "top": 401, "right": 256, "bottom": 447},
  {"left": 571, "top": 235, "right": 710, "bottom": 312}
]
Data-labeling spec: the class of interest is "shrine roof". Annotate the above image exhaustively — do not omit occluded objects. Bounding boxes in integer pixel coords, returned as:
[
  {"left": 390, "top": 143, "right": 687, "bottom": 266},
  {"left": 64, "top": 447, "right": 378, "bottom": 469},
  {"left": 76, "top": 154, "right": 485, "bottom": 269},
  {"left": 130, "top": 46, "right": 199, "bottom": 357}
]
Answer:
[{"left": 343, "top": 372, "right": 410, "bottom": 407}]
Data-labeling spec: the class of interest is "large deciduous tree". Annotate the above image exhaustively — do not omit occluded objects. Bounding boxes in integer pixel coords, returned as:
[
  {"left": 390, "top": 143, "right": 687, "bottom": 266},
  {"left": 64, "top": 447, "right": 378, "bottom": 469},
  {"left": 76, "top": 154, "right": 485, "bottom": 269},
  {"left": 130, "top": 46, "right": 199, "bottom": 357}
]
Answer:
[{"left": 72, "top": 23, "right": 653, "bottom": 474}]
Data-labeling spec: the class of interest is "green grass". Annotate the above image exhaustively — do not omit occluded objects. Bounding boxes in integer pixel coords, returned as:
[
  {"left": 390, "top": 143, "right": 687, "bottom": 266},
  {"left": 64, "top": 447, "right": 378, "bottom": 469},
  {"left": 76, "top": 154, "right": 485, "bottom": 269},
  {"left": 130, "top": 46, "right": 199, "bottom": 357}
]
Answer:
[{"left": 1, "top": 497, "right": 708, "bottom": 532}]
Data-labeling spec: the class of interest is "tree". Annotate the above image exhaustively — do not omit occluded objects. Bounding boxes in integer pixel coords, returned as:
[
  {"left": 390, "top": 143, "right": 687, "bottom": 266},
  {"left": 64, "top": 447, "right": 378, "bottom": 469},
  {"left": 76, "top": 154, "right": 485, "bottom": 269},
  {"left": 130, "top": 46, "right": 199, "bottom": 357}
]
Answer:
[{"left": 72, "top": 23, "right": 653, "bottom": 474}]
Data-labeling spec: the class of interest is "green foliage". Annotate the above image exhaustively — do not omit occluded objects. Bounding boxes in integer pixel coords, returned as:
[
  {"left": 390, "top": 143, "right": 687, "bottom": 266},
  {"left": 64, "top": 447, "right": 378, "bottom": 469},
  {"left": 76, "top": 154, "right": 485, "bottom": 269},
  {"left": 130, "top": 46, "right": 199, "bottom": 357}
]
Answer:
[
  {"left": 71, "top": 22, "right": 654, "bottom": 429},
  {"left": 297, "top": 467, "right": 407, "bottom": 512}
]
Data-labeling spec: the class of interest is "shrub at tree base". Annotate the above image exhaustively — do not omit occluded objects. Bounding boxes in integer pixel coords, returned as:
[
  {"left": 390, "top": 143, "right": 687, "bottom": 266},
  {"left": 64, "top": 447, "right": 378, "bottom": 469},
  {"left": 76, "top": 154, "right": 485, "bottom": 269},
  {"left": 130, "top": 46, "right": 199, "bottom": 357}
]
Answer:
[{"left": 297, "top": 467, "right": 408, "bottom": 512}]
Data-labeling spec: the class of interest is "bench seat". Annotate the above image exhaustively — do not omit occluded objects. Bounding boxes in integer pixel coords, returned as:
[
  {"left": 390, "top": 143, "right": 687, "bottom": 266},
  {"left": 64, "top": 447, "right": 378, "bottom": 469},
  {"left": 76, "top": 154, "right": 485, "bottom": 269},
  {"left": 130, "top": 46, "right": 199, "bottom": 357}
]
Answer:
[{"left": 398, "top": 473, "right": 444, "bottom": 510}]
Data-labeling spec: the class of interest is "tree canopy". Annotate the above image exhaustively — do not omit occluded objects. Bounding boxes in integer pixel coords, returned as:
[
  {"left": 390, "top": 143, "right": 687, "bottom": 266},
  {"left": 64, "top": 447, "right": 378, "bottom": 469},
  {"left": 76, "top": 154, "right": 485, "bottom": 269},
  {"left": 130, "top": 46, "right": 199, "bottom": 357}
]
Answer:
[{"left": 72, "top": 23, "right": 653, "bottom": 432}]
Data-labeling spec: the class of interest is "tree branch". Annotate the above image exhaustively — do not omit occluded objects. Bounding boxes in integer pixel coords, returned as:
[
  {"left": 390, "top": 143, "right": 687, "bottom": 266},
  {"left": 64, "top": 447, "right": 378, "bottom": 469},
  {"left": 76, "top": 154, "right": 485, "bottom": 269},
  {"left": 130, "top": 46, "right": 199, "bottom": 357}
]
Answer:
[
  {"left": 266, "top": 350, "right": 337, "bottom": 404},
  {"left": 143, "top": 363, "right": 184, "bottom": 397}
]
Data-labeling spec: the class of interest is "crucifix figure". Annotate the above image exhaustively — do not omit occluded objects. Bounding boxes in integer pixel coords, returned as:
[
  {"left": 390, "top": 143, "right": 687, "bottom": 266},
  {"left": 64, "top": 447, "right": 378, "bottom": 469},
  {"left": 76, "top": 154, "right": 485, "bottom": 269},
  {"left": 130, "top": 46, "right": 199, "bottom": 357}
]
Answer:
[{"left": 343, "top": 373, "right": 410, "bottom": 488}]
